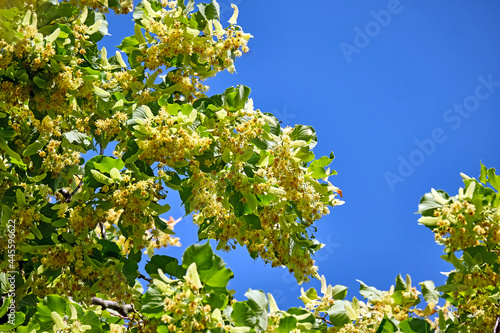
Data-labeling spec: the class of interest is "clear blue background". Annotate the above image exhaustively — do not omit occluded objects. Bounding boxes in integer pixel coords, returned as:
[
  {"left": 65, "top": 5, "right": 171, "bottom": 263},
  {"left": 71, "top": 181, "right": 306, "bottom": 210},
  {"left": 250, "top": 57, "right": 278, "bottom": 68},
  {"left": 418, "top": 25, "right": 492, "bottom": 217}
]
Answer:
[{"left": 103, "top": 0, "right": 500, "bottom": 309}]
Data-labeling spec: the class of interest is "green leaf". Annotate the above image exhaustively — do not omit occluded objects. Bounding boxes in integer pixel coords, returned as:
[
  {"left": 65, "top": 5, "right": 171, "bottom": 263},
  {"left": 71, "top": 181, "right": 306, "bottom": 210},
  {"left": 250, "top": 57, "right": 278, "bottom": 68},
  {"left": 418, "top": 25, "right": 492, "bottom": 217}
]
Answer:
[
  {"left": 244, "top": 289, "right": 268, "bottom": 331},
  {"left": 464, "top": 246, "right": 498, "bottom": 265},
  {"left": 308, "top": 165, "right": 328, "bottom": 179},
  {"left": 204, "top": 265, "right": 233, "bottom": 288},
  {"left": 122, "top": 258, "right": 139, "bottom": 284},
  {"left": 344, "top": 302, "right": 358, "bottom": 320},
  {"left": 181, "top": 242, "right": 234, "bottom": 287},
  {"left": 357, "top": 280, "right": 383, "bottom": 301},
  {"left": 327, "top": 300, "right": 350, "bottom": 327},
  {"left": 118, "top": 35, "right": 139, "bottom": 53},
  {"left": 142, "top": 285, "right": 166, "bottom": 317},
  {"left": 275, "top": 315, "right": 297, "bottom": 332},
  {"left": 487, "top": 167, "right": 500, "bottom": 190},
  {"left": 182, "top": 242, "right": 213, "bottom": 270},
  {"left": 419, "top": 280, "right": 439, "bottom": 304},
  {"left": 0, "top": 296, "right": 12, "bottom": 319},
  {"left": 94, "top": 157, "right": 125, "bottom": 173},
  {"left": 63, "top": 131, "right": 92, "bottom": 146},
  {"left": 151, "top": 216, "right": 173, "bottom": 235},
  {"left": 304, "top": 287, "right": 317, "bottom": 300},
  {"left": 145, "top": 255, "right": 185, "bottom": 279},
  {"left": 232, "top": 302, "right": 257, "bottom": 328},
  {"left": 0, "top": 136, "right": 22, "bottom": 162},
  {"left": 245, "top": 193, "right": 258, "bottom": 212},
  {"left": 94, "top": 86, "right": 110, "bottom": 98},
  {"left": 134, "top": 23, "right": 147, "bottom": 45},
  {"left": 221, "top": 85, "right": 251, "bottom": 111},
  {"left": 242, "top": 214, "right": 261, "bottom": 230},
  {"left": 16, "top": 188, "right": 26, "bottom": 206},
  {"left": 418, "top": 189, "right": 450, "bottom": 217},
  {"left": 399, "top": 318, "right": 434, "bottom": 333},
  {"left": 80, "top": 310, "right": 102, "bottom": 333},
  {"left": 222, "top": 147, "right": 231, "bottom": 163},
  {"left": 375, "top": 316, "right": 399, "bottom": 333},
  {"left": 310, "top": 155, "right": 333, "bottom": 168},
  {"left": 331, "top": 285, "right": 348, "bottom": 300},
  {"left": 84, "top": 155, "right": 106, "bottom": 187},
  {"left": 109, "top": 167, "right": 122, "bottom": 181},
  {"left": 197, "top": 1, "right": 220, "bottom": 21},
  {"left": 479, "top": 162, "right": 488, "bottom": 184},
  {"left": 45, "top": 295, "right": 67, "bottom": 313},
  {"left": 0, "top": 312, "right": 24, "bottom": 331},
  {"left": 185, "top": 262, "right": 203, "bottom": 289},
  {"left": 290, "top": 125, "right": 317, "bottom": 148},
  {"left": 151, "top": 202, "right": 171, "bottom": 215},
  {"left": 395, "top": 274, "right": 407, "bottom": 292},
  {"left": 90, "top": 169, "right": 114, "bottom": 185}
]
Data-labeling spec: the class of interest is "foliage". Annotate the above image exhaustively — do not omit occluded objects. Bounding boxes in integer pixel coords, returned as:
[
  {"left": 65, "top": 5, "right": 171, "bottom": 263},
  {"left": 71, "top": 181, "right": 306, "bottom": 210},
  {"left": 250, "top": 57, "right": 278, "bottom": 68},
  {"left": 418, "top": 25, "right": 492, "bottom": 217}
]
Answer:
[{"left": 0, "top": 0, "right": 499, "bottom": 332}]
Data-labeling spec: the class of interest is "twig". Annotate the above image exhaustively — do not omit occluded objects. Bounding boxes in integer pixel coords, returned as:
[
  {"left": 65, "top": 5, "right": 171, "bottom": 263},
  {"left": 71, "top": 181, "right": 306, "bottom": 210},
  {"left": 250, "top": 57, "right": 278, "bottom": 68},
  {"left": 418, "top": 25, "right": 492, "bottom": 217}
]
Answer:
[
  {"left": 67, "top": 175, "right": 83, "bottom": 202},
  {"left": 91, "top": 297, "right": 134, "bottom": 317},
  {"left": 494, "top": 316, "right": 500, "bottom": 333},
  {"left": 138, "top": 274, "right": 152, "bottom": 283},
  {"left": 58, "top": 175, "right": 84, "bottom": 203},
  {"left": 318, "top": 313, "right": 332, "bottom": 325},
  {"left": 99, "top": 222, "right": 107, "bottom": 240}
]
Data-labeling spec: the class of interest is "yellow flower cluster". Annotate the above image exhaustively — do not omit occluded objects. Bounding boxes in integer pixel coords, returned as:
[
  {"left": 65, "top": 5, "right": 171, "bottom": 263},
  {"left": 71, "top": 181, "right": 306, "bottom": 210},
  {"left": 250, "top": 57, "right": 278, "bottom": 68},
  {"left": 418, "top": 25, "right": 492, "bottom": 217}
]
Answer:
[
  {"left": 40, "top": 140, "right": 81, "bottom": 176},
  {"left": 100, "top": 70, "right": 137, "bottom": 93},
  {"left": 67, "top": 0, "right": 133, "bottom": 14},
  {"left": 0, "top": 80, "right": 31, "bottom": 111},
  {"left": 432, "top": 199, "right": 496, "bottom": 252},
  {"left": 0, "top": 205, "right": 39, "bottom": 271},
  {"left": 29, "top": 239, "right": 136, "bottom": 303},
  {"left": 266, "top": 127, "right": 332, "bottom": 224},
  {"left": 94, "top": 111, "right": 128, "bottom": 137},
  {"left": 182, "top": 108, "right": 340, "bottom": 281},
  {"left": 151, "top": 280, "right": 214, "bottom": 332},
  {"left": 427, "top": 195, "right": 500, "bottom": 331},
  {"left": 330, "top": 287, "right": 421, "bottom": 333},
  {"left": 135, "top": 1, "right": 252, "bottom": 99},
  {"left": 137, "top": 108, "right": 212, "bottom": 166},
  {"left": 445, "top": 266, "right": 500, "bottom": 331}
]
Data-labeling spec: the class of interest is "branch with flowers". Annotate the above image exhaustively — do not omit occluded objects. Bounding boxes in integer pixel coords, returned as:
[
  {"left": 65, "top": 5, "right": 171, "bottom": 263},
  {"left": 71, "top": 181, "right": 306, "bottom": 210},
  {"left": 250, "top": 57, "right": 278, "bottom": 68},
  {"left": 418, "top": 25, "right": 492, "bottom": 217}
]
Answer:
[{"left": 0, "top": 0, "right": 499, "bottom": 332}]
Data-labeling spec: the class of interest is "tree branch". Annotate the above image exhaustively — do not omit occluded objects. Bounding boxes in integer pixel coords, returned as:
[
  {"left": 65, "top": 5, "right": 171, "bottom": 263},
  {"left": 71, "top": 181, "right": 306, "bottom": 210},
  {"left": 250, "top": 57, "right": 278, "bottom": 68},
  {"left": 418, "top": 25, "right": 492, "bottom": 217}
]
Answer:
[
  {"left": 99, "top": 222, "right": 107, "bottom": 240},
  {"left": 318, "top": 313, "right": 332, "bottom": 325},
  {"left": 91, "top": 297, "right": 134, "bottom": 317},
  {"left": 494, "top": 316, "right": 500, "bottom": 333},
  {"left": 139, "top": 274, "right": 152, "bottom": 283},
  {"left": 58, "top": 175, "right": 84, "bottom": 203},
  {"left": 67, "top": 175, "right": 83, "bottom": 202}
]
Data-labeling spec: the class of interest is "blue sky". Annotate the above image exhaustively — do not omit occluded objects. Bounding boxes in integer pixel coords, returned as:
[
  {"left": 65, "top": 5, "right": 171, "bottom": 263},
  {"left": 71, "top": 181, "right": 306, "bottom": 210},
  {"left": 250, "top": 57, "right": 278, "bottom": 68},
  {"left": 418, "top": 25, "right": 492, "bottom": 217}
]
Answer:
[{"left": 104, "top": 0, "right": 500, "bottom": 309}]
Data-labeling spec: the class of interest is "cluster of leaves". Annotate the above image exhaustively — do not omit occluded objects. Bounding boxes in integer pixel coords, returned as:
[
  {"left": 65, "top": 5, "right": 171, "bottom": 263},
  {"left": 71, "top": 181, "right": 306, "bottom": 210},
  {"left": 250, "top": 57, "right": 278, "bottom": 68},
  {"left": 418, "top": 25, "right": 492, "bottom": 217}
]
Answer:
[
  {"left": 1, "top": 0, "right": 500, "bottom": 332},
  {"left": 417, "top": 163, "right": 500, "bottom": 332},
  {"left": 0, "top": 241, "right": 444, "bottom": 332}
]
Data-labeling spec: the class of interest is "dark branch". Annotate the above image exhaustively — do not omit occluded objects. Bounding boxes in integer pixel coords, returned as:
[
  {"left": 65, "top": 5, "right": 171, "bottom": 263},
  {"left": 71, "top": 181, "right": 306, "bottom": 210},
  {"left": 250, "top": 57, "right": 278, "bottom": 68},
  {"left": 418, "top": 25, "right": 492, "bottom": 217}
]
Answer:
[
  {"left": 67, "top": 175, "right": 83, "bottom": 202},
  {"left": 99, "top": 222, "right": 107, "bottom": 240},
  {"left": 139, "top": 274, "right": 152, "bottom": 283},
  {"left": 58, "top": 188, "right": 71, "bottom": 202},
  {"left": 318, "top": 314, "right": 332, "bottom": 325},
  {"left": 58, "top": 175, "right": 84, "bottom": 203},
  {"left": 91, "top": 297, "right": 134, "bottom": 317}
]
